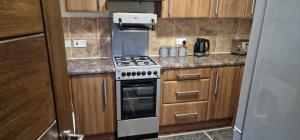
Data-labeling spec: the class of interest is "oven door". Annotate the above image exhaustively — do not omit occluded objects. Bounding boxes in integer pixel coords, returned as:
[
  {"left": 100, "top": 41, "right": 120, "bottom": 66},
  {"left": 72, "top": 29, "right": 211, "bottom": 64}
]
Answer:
[{"left": 116, "top": 79, "right": 158, "bottom": 120}]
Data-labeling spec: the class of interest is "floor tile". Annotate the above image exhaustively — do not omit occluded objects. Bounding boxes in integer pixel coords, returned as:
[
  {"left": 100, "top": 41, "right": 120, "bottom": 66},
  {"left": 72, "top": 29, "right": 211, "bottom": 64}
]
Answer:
[
  {"left": 206, "top": 128, "right": 233, "bottom": 140},
  {"left": 146, "top": 132, "right": 210, "bottom": 140}
]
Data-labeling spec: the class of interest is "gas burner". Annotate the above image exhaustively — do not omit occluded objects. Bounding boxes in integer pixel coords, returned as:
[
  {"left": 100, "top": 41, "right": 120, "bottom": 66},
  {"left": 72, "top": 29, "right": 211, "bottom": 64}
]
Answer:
[
  {"left": 114, "top": 56, "right": 157, "bottom": 67},
  {"left": 113, "top": 56, "right": 160, "bottom": 80}
]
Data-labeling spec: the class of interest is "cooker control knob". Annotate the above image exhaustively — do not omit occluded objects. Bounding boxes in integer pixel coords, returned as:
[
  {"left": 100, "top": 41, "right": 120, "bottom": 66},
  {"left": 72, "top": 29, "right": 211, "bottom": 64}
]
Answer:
[
  {"left": 126, "top": 72, "right": 131, "bottom": 76},
  {"left": 132, "top": 72, "right": 136, "bottom": 76},
  {"left": 137, "top": 71, "right": 141, "bottom": 76},
  {"left": 121, "top": 72, "right": 126, "bottom": 77},
  {"left": 147, "top": 71, "right": 152, "bottom": 75},
  {"left": 153, "top": 71, "right": 158, "bottom": 75},
  {"left": 142, "top": 71, "right": 146, "bottom": 75}
]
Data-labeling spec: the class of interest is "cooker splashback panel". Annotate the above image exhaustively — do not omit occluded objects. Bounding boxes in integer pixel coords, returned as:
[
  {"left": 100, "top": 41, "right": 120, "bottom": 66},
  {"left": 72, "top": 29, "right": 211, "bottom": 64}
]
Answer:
[{"left": 112, "top": 24, "right": 149, "bottom": 56}]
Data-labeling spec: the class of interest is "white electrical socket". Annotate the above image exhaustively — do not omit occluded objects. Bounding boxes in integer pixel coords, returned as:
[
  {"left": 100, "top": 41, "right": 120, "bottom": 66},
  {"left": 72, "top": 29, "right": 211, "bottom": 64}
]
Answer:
[
  {"left": 64, "top": 40, "right": 72, "bottom": 48},
  {"left": 73, "top": 40, "right": 87, "bottom": 48},
  {"left": 176, "top": 37, "right": 187, "bottom": 45}
]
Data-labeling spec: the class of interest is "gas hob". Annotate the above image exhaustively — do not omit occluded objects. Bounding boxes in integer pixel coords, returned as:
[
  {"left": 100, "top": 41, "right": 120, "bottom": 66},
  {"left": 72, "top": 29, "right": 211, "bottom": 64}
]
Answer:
[{"left": 113, "top": 56, "right": 160, "bottom": 80}]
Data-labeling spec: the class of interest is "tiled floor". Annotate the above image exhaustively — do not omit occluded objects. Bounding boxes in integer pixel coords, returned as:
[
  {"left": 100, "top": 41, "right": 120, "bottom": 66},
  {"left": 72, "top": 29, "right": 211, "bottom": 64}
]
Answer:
[{"left": 147, "top": 127, "right": 233, "bottom": 140}]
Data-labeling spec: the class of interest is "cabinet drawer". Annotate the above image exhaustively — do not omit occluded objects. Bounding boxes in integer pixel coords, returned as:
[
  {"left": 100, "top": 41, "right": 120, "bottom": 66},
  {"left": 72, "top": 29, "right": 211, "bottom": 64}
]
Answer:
[
  {"left": 162, "top": 79, "right": 209, "bottom": 104},
  {"left": 0, "top": 0, "right": 44, "bottom": 39},
  {"left": 162, "top": 68, "right": 211, "bottom": 81},
  {"left": 160, "top": 101, "right": 208, "bottom": 126}
]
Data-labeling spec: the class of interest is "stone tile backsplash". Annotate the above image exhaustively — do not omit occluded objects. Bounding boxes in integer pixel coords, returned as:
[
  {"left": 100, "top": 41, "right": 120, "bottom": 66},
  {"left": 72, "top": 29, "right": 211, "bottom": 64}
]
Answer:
[{"left": 62, "top": 17, "right": 252, "bottom": 59}]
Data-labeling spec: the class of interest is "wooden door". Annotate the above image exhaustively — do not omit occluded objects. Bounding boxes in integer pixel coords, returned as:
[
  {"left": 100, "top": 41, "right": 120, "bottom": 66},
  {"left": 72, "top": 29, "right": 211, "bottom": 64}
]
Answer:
[
  {"left": 169, "top": 0, "right": 211, "bottom": 18},
  {"left": 0, "top": 0, "right": 44, "bottom": 39},
  {"left": 71, "top": 74, "right": 115, "bottom": 135},
  {"left": 0, "top": 36, "right": 57, "bottom": 139},
  {"left": 212, "top": 0, "right": 247, "bottom": 18},
  {"left": 66, "top": 0, "right": 107, "bottom": 12},
  {"left": 208, "top": 66, "right": 240, "bottom": 120}
]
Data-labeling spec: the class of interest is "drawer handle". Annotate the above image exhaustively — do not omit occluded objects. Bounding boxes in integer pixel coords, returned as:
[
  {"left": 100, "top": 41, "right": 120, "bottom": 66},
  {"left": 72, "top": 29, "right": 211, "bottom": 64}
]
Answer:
[
  {"left": 175, "top": 112, "right": 198, "bottom": 118},
  {"left": 176, "top": 74, "right": 201, "bottom": 80},
  {"left": 176, "top": 90, "right": 199, "bottom": 96}
]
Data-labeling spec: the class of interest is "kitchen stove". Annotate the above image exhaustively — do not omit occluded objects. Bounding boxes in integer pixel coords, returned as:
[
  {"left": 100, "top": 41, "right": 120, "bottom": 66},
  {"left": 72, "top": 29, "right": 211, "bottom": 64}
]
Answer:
[{"left": 113, "top": 56, "right": 160, "bottom": 80}]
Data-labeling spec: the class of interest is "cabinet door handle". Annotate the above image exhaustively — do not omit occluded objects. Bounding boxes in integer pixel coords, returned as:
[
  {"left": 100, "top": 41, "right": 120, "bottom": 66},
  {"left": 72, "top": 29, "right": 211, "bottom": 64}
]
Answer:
[
  {"left": 97, "top": 0, "right": 101, "bottom": 10},
  {"left": 176, "top": 73, "right": 201, "bottom": 80},
  {"left": 215, "top": 0, "right": 220, "bottom": 16},
  {"left": 103, "top": 79, "right": 107, "bottom": 105},
  {"left": 176, "top": 90, "right": 199, "bottom": 96},
  {"left": 214, "top": 71, "right": 219, "bottom": 96},
  {"left": 175, "top": 112, "right": 198, "bottom": 118},
  {"left": 251, "top": 0, "right": 256, "bottom": 15},
  {"left": 168, "top": 0, "right": 172, "bottom": 16}
]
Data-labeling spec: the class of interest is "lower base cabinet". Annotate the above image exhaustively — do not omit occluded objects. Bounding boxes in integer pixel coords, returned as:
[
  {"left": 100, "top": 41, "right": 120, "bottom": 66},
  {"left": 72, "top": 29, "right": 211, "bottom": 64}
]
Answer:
[
  {"left": 70, "top": 74, "right": 115, "bottom": 135},
  {"left": 161, "top": 101, "right": 208, "bottom": 125},
  {"left": 160, "top": 66, "right": 244, "bottom": 133}
]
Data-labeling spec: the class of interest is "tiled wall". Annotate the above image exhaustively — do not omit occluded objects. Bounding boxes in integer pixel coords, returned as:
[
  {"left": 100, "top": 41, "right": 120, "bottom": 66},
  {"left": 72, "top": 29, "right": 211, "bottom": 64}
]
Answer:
[{"left": 62, "top": 18, "right": 252, "bottom": 59}]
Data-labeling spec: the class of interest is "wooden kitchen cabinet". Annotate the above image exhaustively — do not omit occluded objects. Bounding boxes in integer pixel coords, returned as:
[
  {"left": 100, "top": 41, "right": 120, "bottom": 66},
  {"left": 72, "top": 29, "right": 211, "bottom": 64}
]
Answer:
[
  {"left": 65, "top": 0, "right": 107, "bottom": 12},
  {"left": 211, "top": 0, "right": 248, "bottom": 18},
  {"left": 161, "top": 0, "right": 212, "bottom": 18},
  {"left": 161, "top": 101, "right": 208, "bottom": 125},
  {"left": 245, "top": 0, "right": 256, "bottom": 18},
  {"left": 208, "top": 66, "right": 241, "bottom": 120},
  {"left": 70, "top": 74, "right": 115, "bottom": 135}
]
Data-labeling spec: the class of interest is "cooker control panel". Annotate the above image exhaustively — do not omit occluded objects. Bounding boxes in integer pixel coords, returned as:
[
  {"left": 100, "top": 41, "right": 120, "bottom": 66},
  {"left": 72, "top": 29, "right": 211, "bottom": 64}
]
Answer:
[{"left": 116, "top": 68, "right": 160, "bottom": 80}]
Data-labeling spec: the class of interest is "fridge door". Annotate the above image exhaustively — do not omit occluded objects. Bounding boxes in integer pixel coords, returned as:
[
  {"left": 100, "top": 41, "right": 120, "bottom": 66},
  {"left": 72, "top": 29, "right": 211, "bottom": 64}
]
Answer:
[
  {"left": 241, "top": 0, "right": 300, "bottom": 139},
  {"left": 233, "top": 0, "right": 268, "bottom": 138}
]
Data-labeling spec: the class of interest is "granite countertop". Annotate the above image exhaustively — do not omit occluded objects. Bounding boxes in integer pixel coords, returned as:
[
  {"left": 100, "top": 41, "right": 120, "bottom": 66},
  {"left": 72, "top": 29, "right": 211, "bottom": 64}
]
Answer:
[
  {"left": 68, "top": 58, "right": 115, "bottom": 75},
  {"left": 67, "top": 54, "right": 246, "bottom": 75},
  {"left": 152, "top": 53, "right": 246, "bottom": 70}
]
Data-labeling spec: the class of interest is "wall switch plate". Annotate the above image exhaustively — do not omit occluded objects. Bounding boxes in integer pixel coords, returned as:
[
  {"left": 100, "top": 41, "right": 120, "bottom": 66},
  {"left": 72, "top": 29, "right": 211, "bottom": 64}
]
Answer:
[
  {"left": 73, "top": 40, "right": 87, "bottom": 48},
  {"left": 64, "top": 40, "right": 72, "bottom": 48},
  {"left": 176, "top": 37, "right": 187, "bottom": 45}
]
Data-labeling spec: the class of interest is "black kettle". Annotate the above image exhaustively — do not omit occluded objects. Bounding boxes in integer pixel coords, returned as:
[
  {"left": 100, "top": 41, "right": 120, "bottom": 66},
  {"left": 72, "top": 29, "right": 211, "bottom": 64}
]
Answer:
[{"left": 194, "top": 38, "right": 210, "bottom": 56}]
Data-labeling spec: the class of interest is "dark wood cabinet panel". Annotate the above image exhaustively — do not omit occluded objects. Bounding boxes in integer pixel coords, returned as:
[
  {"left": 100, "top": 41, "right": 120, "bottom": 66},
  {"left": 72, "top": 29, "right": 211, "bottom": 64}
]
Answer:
[
  {"left": 0, "top": 36, "right": 56, "bottom": 139},
  {"left": 0, "top": 0, "right": 44, "bottom": 39}
]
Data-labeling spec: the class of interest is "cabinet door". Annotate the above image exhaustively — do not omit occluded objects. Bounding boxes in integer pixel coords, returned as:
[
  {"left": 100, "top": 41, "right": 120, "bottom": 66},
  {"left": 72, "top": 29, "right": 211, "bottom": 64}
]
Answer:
[
  {"left": 71, "top": 74, "right": 115, "bottom": 135},
  {"left": 213, "top": 0, "right": 247, "bottom": 18},
  {"left": 66, "top": 0, "right": 107, "bottom": 12},
  {"left": 165, "top": 0, "right": 211, "bottom": 18},
  {"left": 208, "top": 66, "right": 240, "bottom": 120}
]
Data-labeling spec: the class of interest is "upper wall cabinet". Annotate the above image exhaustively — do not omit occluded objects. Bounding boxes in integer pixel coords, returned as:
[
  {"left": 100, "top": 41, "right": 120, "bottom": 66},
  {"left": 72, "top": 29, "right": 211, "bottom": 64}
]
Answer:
[
  {"left": 245, "top": 0, "right": 256, "bottom": 18},
  {"left": 210, "top": 0, "right": 254, "bottom": 18},
  {"left": 161, "top": 0, "right": 212, "bottom": 18},
  {"left": 65, "top": 0, "right": 107, "bottom": 12}
]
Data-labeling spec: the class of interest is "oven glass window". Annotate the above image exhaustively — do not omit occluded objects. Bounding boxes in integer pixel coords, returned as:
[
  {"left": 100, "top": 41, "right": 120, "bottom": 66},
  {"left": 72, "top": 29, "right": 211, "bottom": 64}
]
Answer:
[{"left": 121, "top": 79, "right": 157, "bottom": 120}]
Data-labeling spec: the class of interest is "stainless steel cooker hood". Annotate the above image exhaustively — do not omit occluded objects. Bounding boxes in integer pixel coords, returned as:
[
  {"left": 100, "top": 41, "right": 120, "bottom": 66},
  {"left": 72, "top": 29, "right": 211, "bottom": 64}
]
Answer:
[{"left": 112, "top": 13, "right": 157, "bottom": 31}]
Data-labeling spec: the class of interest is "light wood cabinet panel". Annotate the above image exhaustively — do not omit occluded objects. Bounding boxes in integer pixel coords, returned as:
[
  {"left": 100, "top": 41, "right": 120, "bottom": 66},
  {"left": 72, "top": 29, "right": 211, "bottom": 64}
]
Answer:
[
  {"left": 211, "top": 0, "right": 248, "bottom": 18},
  {"left": 0, "top": 36, "right": 56, "bottom": 139},
  {"left": 163, "top": 68, "right": 211, "bottom": 81},
  {"left": 0, "top": 0, "right": 44, "bottom": 39},
  {"left": 208, "top": 66, "right": 240, "bottom": 120},
  {"left": 232, "top": 66, "right": 245, "bottom": 124},
  {"left": 71, "top": 74, "right": 115, "bottom": 135},
  {"left": 161, "top": 101, "right": 208, "bottom": 126},
  {"left": 245, "top": 0, "right": 255, "bottom": 17},
  {"left": 161, "top": 0, "right": 211, "bottom": 18},
  {"left": 162, "top": 80, "right": 210, "bottom": 104},
  {"left": 66, "top": 0, "right": 107, "bottom": 12}
]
